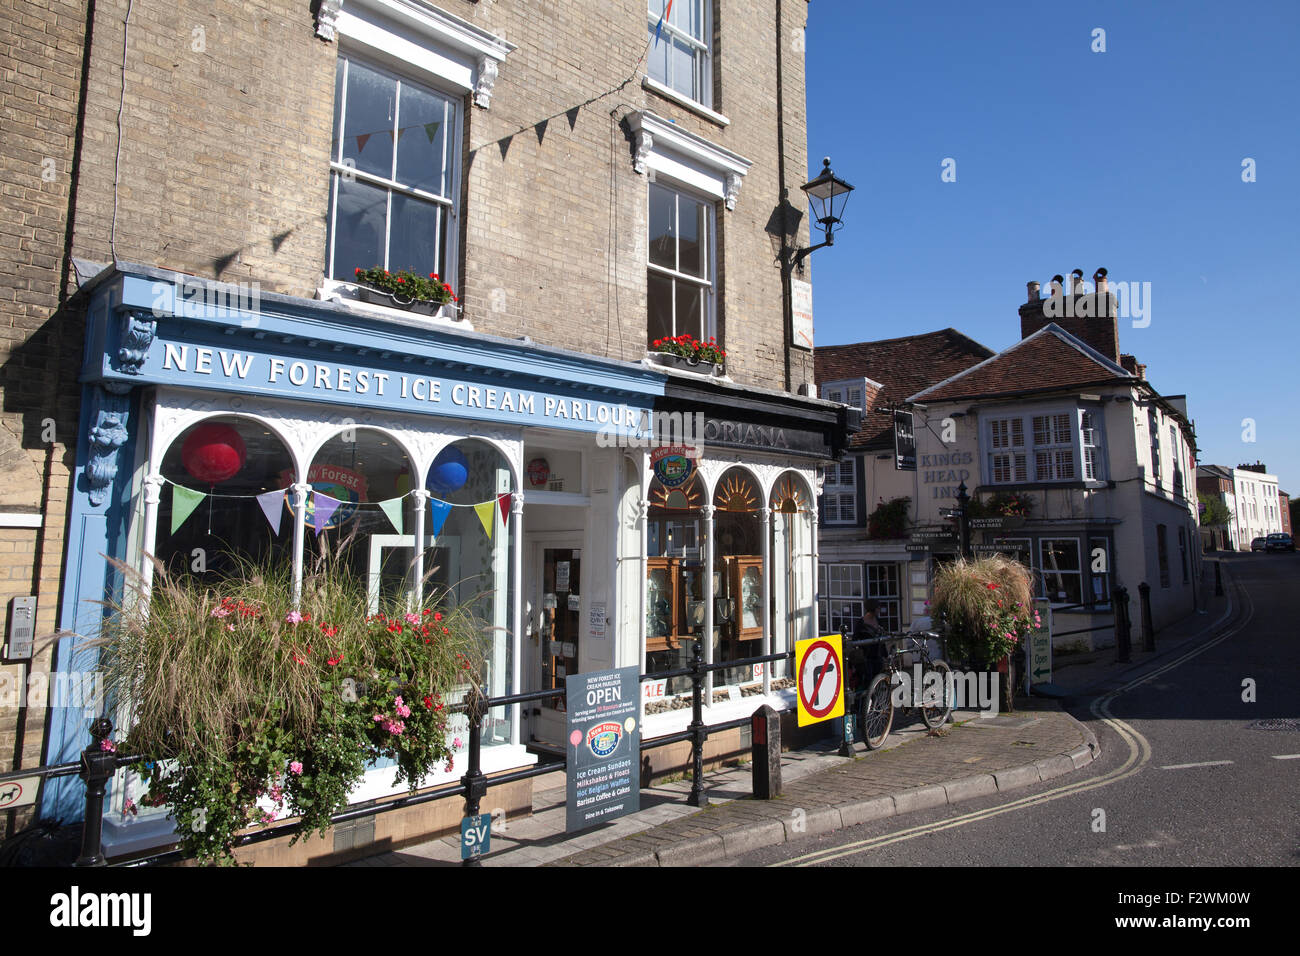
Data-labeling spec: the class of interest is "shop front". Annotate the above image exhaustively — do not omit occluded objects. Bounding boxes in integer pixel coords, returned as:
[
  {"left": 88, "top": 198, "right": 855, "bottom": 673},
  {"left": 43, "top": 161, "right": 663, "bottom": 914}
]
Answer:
[{"left": 46, "top": 264, "right": 664, "bottom": 850}]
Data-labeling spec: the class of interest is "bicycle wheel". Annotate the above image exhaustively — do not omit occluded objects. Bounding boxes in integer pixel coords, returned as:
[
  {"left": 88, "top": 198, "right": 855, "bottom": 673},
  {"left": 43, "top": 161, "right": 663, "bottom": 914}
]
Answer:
[
  {"left": 920, "top": 660, "right": 952, "bottom": 729},
  {"left": 856, "top": 672, "right": 894, "bottom": 750}
]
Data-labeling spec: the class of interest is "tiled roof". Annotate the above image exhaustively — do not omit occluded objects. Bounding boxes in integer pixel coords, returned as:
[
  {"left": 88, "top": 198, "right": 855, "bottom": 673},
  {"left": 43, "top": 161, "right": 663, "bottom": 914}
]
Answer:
[
  {"left": 908, "top": 324, "right": 1131, "bottom": 404},
  {"left": 815, "top": 328, "right": 993, "bottom": 449}
]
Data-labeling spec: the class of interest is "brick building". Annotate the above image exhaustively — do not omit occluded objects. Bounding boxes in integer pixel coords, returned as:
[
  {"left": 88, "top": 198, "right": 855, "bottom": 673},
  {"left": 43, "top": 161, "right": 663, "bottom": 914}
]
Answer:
[
  {"left": 815, "top": 273, "right": 1201, "bottom": 652},
  {"left": 0, "top": 0, "right": 856, "bottom": 859}
]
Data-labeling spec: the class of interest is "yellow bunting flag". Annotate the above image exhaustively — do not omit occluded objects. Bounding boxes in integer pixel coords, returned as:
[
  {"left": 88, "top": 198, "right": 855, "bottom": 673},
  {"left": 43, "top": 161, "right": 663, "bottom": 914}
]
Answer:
[{"left": 473, "top": 500, "right": 495, "bottom": 539}]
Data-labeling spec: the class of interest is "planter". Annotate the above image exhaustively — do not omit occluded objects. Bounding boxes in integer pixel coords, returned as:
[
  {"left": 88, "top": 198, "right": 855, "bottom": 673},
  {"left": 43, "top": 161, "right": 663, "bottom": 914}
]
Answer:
[
  {"left": 650, "top": 351, "right": 723, "bottom": 376},
  {"left": 358, "top": 284, "right": 451, "bottom": 317}
]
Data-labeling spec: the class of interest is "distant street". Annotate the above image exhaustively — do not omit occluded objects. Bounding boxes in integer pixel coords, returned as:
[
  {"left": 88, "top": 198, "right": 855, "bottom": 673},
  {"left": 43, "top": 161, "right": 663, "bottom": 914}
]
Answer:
[{"left": 727, "top": 553, "right": 1300, "bottom": 867}]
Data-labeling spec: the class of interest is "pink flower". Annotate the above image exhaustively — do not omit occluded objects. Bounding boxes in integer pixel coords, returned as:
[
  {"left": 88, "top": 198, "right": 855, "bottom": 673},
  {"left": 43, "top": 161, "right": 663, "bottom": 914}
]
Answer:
[
  {"left": 404, "top": 612, "right": 420, "bottom": 625},
  {"left": 453, "top": 737, "right": 463, "bottom": 750},
  {"left": 373, "top": 714, "right": 384, "bottom": 723},
  {"left": 211, "top": 606, "right": 231, "bottom": 618},
  {"left": 285, "top": 611, "right": 304, "bottom": 624},
  {"left": 289, "top": 761, "right": 303, "bottom": 775},
  {"left": 100, "top": 739, "right": 116, "bottom": 753}
]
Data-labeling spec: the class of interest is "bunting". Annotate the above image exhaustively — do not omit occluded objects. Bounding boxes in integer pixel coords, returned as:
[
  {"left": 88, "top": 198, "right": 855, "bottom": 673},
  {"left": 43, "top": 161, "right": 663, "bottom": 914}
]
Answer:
[
  {"left": 473, "top": 500, "right": 496, "bottom": 539},
  {"left": 497, "top": 492, "right": 512, "bottom": 525},
  {"left": 256, "top": 489, "right": 284, "bottom": 535},
  {"left": 312, "top": 492, "right": 343, "bottom": 535},
  {"left": 378, "top": 496, "right": 405, "bottom": 535},
  {"left": 428, "top": 498, "right": 452, "bottom": 538},
  {"left": 171, "top": 485, "right": 206, "bottom": 534},
  {"left": 653, "top": 1, "right": 674, "bottom": 46}
]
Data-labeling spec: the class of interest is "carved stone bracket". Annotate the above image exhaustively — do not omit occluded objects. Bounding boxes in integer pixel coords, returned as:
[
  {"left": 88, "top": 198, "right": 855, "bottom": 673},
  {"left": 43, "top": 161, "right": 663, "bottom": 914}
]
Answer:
[
  {"left": 724, "top": 172, "right": 743, "bottom": 211},
  {"left": 315, "top": 0, "right": 342, "bottom": 41},
  {"left": 86, "top": 388, "right": 131, "bottom": 507},
  {"left": 114, "top": 309, "right": 157, "bottom": 377},
  {"left": 474, "top": 55, "right": 498, "bottom": 109},
  {"left": 633, "top": 129, "right": 653, "bottom": 175}
]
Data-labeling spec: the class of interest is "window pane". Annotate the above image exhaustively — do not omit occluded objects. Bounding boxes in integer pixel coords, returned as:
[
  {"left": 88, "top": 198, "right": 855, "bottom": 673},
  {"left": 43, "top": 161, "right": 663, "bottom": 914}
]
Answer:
[
  {"left": 671, "top": 37, "right": 698, "bottom": 100},
  {"left": 647, "top": 23, "right": 669, "bottom": 86},
  {"left": 342, "top": 59, "right": 395, "bottom": 180},
  {"left": 396, "top": 83, "right": 448, "bottom": 196},
  {"left": 331, "top": 57, "right": 344, "bottom": 162},
  {"left": 331, "top": 175, "right": 386, "bottom": 278},
  {"left": 388, "top": 193, "right": 442, "bottom": 276},
  {"left": 648, "top": 271, "right": 674, "bottom": 344},
  {"left": 678, "top": 195, "right": 706, "bottom": 278},
  {"left": 675, "top": 281, "right": 703, "bottom": 340},
  {"left": 648, "top": 184, "right": 676, "bottom": 270}
]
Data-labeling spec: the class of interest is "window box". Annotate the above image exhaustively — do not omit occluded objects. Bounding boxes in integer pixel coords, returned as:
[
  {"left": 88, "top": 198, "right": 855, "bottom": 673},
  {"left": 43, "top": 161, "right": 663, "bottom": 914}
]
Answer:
[
  {"left": 648, "top": 351, "right": 723, "bottom": 376},
  {"left": 355, "top": 283, "right": 458, "bottom": 319}
]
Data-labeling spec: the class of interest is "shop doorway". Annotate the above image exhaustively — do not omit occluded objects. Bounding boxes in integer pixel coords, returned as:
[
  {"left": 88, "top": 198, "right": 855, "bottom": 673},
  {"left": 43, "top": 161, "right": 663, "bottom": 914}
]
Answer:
[{"left": 524, "top": 531, "right": 583, "bottom": 749}]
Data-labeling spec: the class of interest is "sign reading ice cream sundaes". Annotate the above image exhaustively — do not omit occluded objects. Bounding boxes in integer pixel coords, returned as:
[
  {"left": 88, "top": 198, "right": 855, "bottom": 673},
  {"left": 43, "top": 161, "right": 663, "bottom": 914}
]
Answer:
[
  {"left": 565, "top": 665, "right": 640, "bottom": 833},
  {"left": 151, "top": 343, "right": 651, "bottom": 435}
]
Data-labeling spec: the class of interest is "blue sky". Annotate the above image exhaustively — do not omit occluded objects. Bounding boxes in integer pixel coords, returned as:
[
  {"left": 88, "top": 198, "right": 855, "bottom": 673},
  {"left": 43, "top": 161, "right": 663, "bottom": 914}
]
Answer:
[{"left": 804, "top": 1, "right": 1300, "bottom": 495}]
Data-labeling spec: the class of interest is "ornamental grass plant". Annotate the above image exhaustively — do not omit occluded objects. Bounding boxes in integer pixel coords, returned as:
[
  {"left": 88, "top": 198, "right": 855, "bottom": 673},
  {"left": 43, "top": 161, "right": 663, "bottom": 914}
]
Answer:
[
  {"left": 930, "top": 554, "right": 1038, "bottom": 668},
  {"left": 96, "top": 540, "right": 486, "bottom": 865}
]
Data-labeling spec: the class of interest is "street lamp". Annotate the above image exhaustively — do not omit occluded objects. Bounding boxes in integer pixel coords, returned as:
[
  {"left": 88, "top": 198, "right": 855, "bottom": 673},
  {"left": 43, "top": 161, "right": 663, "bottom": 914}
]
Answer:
[{"left": 793, "top": 157, "right": 854, "bottom": 268}]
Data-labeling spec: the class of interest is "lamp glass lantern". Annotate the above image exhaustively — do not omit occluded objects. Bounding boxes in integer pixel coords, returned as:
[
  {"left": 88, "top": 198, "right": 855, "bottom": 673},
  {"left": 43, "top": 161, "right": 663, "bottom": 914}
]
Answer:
[{"left": 801, "top": 157, "right": 854, "bottom": 246}]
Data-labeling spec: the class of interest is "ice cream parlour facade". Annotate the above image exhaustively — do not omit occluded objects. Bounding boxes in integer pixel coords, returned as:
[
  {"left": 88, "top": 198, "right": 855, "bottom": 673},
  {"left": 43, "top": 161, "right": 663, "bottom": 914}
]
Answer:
[{"left": 48, "top": 264, "right": 853, "bottom": 855}]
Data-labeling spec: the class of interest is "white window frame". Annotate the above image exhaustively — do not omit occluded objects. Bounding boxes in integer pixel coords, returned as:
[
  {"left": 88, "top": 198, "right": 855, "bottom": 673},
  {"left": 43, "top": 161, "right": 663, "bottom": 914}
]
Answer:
[
  {"left": 865, "top": 563, "right": 901, "bottom": 632},
  {"left": 821, "top": 457, "right": 856, "bottom": 525},
  {"left": 647, "top": 180, "right": 717, "bottom": 347},
  {"left": 646, "top": 0, "right": 713, "bottom": 110},
  {"left": 1039, "top": 537, "right": 1083, "bottom": 606},
  {"left": 818, "top": 563, "right": 863, "bottom": 636},
  {"left": 821, "top": 377, "right": 877, "bottom": 411},
  {"left": 984, "top": 405, "right": 1108, "bottom": 486}
]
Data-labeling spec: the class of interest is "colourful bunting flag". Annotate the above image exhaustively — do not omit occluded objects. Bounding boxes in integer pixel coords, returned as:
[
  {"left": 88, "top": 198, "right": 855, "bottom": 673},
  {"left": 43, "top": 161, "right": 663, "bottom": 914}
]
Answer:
[
  {"left": 428, "top": 498, "right": 452, "bottom": 538},
  {"left": 654, "top": 0, "right": 673, "bottom": 46},
  {"left": 356, "top": 133, "right": 371, "bottom": 152},
  {"left": 312, "top": 492, "right": 342, "bottom": 535},
  {"left": 497, "top": 492, "right": 512, "bottom": 524},
  {"left": 473, "top": 500, "right": 495, "bottom": 539},
  {"left": 378, "top": 496, "right": 405, "bottom": 535},
  {"left": 256, "top": 489, "right": 284, "bottom": 535},
  {"left": 424, "top": 121, "right": 440, "bottom": 143},
  {"left": 171, "top": 485, "right": 205, "bottom": 535}
]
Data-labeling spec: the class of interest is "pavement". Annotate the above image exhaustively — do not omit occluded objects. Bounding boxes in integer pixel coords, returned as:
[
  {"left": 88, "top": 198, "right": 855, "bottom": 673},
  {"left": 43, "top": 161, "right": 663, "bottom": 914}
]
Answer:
[{"left": 347, "top": 556, "right": 1236, "bottom": 868}]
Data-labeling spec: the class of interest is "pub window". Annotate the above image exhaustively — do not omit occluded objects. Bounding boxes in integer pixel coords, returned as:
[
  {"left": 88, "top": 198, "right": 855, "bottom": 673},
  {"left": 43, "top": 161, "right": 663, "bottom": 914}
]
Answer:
[
  {"left": 713, "top": 467, "right": 763, "bottom": 686},
  {"left": 866, "top": 563, "right": 901, "bottom": 632},
  {"left": 1040, "top": 538, "right": 1082, "bottom": 605}
]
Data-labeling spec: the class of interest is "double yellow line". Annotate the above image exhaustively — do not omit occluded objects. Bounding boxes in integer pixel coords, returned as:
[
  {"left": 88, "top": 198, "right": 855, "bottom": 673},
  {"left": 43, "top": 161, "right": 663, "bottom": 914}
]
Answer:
[{"left": 775, "top": 575, "right": 1251, "bottom": 867}]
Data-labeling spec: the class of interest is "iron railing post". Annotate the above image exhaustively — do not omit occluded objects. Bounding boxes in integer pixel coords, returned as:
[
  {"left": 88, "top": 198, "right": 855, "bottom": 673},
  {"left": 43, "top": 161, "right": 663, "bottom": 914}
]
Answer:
[
  {"left": 74, "top": 717, "right": 116, "bottom": 867},
  {"left": 686, "top": 640, "right": 708, "bottom": 807},
  {"left": 459, "top": 687, "right": 489, "bottom": 867},
  {"left": 1139, "top": 581, "right": 1155, "bottom": 652}
]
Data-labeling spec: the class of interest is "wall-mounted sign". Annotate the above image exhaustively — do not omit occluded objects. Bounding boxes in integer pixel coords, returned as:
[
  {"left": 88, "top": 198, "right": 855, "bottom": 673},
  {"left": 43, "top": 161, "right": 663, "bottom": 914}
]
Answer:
[
  {"left": 278, "top": 464, "right": 367, "bottom": 529},
  {"left": 526, "top": 457, "right": 550, "bottom": 487},
  {"left": 651, "top": 445, "right": 696, "bottom": 488},
  {"left": 894, "top": 410, "right": 916, "bottom": 472},
  {"left": 920, "top": 450, "right": 973, "bottom": 500},
  {"left": 566, "top": 665, "right": 640, "bottom": 832},
  {"left": 791, "top": 278, "right": 814, "bottom": 350}
]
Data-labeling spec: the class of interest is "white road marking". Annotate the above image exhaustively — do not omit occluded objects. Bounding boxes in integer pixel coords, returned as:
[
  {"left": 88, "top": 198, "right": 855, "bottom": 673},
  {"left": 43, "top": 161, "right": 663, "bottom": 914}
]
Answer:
[
  {"left": 1271, "top": 754, "right": 1300, "bottom": 760},
  {"left": 1158, "top": 760, "right": 1234, "bottom": 770}
]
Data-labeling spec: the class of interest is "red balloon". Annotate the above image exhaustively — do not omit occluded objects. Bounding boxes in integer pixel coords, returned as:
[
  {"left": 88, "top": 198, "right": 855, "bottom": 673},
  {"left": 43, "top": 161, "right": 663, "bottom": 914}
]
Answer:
[{"left": 181, "top": 424, "right": 246, "bottom": 484}]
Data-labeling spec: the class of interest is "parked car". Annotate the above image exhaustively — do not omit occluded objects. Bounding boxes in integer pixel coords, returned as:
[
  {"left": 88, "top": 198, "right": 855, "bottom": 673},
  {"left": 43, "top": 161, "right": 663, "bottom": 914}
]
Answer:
[
  {"left": 1266, "top": 533, "right": 1295, "bottom": 553},
  {"left": 1251, "top": 537, "right": 1268, "bottom": 552}
]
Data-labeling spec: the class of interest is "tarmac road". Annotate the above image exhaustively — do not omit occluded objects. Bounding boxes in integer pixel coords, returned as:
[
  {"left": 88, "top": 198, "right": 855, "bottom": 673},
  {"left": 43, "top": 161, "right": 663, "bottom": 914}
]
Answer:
[{"left": 725, "top": 553, "right": 1300, "bottom": 867}]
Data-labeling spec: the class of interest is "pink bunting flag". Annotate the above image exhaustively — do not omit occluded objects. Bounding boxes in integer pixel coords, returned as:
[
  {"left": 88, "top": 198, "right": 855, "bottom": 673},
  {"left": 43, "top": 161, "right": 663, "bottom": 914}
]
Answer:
[
  {"left": 256, "top": 489, "right": 285, "bottom": 535},
  {"left": 312, "top": 492, "right": 343, "bottom": 535}
]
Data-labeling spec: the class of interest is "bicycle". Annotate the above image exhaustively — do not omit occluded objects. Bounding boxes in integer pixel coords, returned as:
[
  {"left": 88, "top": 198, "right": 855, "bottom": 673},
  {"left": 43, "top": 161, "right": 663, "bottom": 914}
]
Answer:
[{"left": 853, "top": 630, "right": 951, "bottom": 750}]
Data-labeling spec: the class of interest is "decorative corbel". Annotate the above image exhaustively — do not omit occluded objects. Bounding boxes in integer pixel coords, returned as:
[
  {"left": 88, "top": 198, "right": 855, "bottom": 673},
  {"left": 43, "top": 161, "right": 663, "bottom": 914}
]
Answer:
[
  {"left": 633, "top": 129, "right": 653, "bottom": 175},
  {"left": 113, "top": 309, "right": 157, "bottom": 377},
  {"left": 85, "top": 388, "right": 131, "bottom": 506},
  {"left": 315, "top": 0, "right": 342, "bottom": 41},
  {"left": 474, "top": 55, "right": 499, "bottom": 109},
  {"left": 724, "top": 172, "right": 743, "bottom": 211}
]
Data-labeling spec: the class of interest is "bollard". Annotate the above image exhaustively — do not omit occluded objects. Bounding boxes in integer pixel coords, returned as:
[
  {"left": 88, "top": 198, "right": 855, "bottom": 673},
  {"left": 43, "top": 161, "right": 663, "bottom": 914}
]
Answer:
[
  {"left": 1114, "top": 586, "right": 1131, "bottom": 663},
  {"left": 751, "top": 704, "right": 782, "bottom": 799},
  {"left": 74, "top": 717, "right": 117, "bottom": 867},
  {"left": 686, "top": 640, "right": 709, "bottom": 807},
  {"left": 1138, "top": 582, "right": 1155, "bottom": 652},
  {"left": 1214, "top": 561, "right": 1224, "bottom": 597},
  {"left": 459, "top": 688, "right": 489, "bottom": 867}
]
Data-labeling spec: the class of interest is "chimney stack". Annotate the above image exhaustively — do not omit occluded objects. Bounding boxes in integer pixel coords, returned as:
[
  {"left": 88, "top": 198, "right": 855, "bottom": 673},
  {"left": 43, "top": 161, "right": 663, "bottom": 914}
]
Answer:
[{"left": 1019, "top": 267, "right": 1121, "bottom": 364}]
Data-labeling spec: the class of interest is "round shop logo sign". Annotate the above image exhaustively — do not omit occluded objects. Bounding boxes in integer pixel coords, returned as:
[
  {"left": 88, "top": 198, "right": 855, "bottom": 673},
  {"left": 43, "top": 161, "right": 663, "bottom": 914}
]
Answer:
[
  {"left": 586, "top": 722, "right": 622, "bottom": 758},
  {"left": 279, "top": 465, "right": 368, "bottom": 530},
  {"left": 527, "top": 457, "right": 550, "bottom": 487},
  {"left": 651, "top": 445, "right": 696, "bottom": 488}
]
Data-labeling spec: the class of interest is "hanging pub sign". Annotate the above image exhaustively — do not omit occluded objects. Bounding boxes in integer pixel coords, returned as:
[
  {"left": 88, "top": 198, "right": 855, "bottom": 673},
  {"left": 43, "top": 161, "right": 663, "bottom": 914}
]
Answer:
[
  {"left": 894, "top": 410, "right": 916, "bottom": 471},
  {"left": 650, "top": 445, "right": 697, "bottom": 488}
]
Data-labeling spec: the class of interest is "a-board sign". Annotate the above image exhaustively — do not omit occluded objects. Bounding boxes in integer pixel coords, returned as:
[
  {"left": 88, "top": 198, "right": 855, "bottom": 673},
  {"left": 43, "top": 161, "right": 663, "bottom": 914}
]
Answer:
[
  {"left": 1025, "top": 599, "right": 1052, "bottom": 692},
  {"left": 566, "top": 665, "right": 640, "bottom": 832},
  {"left": 795, "top": 634, "right": 844, "bottom": 727},
  {"left": 461, "top": 813, "right": 491, "bottom": 860}
]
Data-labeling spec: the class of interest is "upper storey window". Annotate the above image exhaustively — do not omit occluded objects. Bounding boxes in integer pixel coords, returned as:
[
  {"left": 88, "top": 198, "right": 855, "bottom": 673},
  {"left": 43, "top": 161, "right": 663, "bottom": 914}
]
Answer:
[{"left": 647, "top": 0, "right": 712, "bottom": 108}]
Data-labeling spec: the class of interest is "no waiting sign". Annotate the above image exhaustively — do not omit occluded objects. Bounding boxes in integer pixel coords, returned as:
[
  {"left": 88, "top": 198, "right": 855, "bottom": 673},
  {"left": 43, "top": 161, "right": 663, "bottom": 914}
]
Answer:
[{"left": 795, "top": 634, "right": 844, "bottom": 727}]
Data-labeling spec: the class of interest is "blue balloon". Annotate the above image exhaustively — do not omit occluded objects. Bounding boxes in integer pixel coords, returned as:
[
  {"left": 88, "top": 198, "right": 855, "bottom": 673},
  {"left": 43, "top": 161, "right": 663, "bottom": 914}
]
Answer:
[{"left": 427, "top": 446, "right": 469, "bottom": 495}]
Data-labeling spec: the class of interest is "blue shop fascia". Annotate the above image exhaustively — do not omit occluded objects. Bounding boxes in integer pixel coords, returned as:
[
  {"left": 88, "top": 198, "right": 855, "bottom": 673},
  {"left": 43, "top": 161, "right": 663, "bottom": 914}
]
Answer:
[{"left": 48, "top": 262, "right": 854, "bottom": 857}]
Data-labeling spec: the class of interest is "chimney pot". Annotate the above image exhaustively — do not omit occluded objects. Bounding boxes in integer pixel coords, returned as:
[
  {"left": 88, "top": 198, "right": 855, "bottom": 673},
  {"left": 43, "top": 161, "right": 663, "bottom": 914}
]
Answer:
[
  {"left": 1069, "top": 269, "right": 1084, "bottom": 294},
  {"left": 1027, "top": 280, "right": 1041, "bottom": 302}
]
